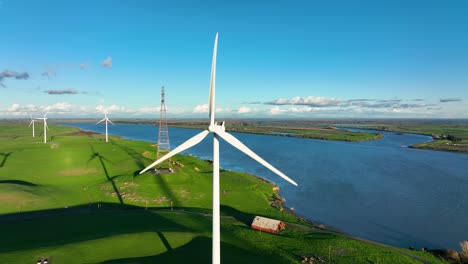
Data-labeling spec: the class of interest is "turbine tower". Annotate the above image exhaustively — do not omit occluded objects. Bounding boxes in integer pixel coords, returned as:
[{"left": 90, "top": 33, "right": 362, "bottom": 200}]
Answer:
[
  {"left": 157, "top": 86, "right": 171, "bottom": 161},
  {"left": 97, "top": 113, "right": 114, "bottom": 143},
  {"left": 36, "top": 112, "right": 48, "bottom": 143},
  {"left": 28, "top": 115, "right": 37, "bottom": 137},
  {"left": 140, "top": 33, "right": 298, "bottom": 264}
]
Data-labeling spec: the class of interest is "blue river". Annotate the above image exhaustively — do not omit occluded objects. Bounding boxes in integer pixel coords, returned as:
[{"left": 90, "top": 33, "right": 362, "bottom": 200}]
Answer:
[{"left": 62, "top": 122, "right": 468, "bottom": 249}]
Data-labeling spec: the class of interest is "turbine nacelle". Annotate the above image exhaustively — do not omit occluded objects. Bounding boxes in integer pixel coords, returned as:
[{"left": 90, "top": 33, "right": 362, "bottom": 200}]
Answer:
[{"left": 208, "top": 122, "right": 225, "bottom": 133}]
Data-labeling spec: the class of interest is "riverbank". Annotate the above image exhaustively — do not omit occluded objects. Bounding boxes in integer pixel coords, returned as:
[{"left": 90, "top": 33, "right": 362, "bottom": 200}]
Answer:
[
  {"left": 346, "top": 123, "right": 468, "bottom": 153},
  {"left": 52, "top": 118, "right": 384, "bottom": 142}
]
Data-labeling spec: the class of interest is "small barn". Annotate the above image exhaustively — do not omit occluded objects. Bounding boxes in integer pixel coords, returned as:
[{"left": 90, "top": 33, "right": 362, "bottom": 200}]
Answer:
[{"left": 251, "top": 216, "right": 285, "bottom": 234}]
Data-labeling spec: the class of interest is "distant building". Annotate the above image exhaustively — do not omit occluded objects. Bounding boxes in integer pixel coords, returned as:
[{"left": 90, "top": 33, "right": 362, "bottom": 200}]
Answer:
[{"left": 251, "top": 216, "right": 285, "bottom": 234}]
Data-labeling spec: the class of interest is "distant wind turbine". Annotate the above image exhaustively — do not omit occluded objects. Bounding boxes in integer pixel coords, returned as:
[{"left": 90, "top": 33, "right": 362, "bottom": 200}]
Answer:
[
  {"left": 97, "top": 113, "right": 114, "bottom": 142},
  {"left": 36, "top": 112, "right": 49, "bottom": 143},
  {"left": 140, "top": 33, "right": 298, "bottom": 264},
  {"left": 28, "top": 115, "right": 37, "bottom": 137}
]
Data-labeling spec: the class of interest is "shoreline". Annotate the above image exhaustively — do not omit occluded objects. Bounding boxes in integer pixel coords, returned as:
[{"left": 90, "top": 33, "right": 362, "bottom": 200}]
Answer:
[
  {"left": 72, "top": 125, "right": 342, "bottom": 233},
  {"left": 60, "top": 124, "right": 461, "bottom": 254},
  {"left": 67, "top": 121, "right": 468, "bottom": 154},
  {"left": 348, "top": 126, "right": 468, "bottom": 154},
  {"left": 60, "top": 120, "right": 384, "bottom": 142}
]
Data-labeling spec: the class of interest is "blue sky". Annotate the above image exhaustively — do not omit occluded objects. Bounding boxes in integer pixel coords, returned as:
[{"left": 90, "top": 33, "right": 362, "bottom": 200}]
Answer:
[{"left": 1, "top": 0, "right": 467, "bottom": 118}]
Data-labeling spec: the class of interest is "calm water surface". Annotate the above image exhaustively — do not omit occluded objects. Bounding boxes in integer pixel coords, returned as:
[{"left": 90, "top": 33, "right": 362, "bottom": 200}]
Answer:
[{"left": 63, "top": 123, "right": 468, "bottom": 249}]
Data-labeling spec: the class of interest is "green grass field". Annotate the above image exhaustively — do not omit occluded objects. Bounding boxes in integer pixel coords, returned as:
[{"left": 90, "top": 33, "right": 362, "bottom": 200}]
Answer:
[
  {"left": 167, "top": 122, "right": 382, "bottom": 142},
  {"left": 225, "top": 126, "right": 383, "bottom": 142},
  {"left": 0, "top": 121, "right": 447, "bottom": 263}
]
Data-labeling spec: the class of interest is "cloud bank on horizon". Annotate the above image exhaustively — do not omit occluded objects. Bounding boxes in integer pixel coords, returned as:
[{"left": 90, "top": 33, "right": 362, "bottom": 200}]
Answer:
[{"left": 1, "top": 94, "right": 464, "bottom": 118}]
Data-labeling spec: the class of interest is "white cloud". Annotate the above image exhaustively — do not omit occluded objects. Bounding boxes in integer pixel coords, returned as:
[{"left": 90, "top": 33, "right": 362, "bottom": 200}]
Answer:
[
  {"left": 270, "top": 106, "right": 282, "bottom": 115},
  {"left": 238, "top": 106, "right": 251, "bottom": 114},
  {"left": 288, "top": 106, "right": 314, "bottom": 113},
  {"left": 96, "top": 104, "right": 131, "bottom": 114},
  {"left": 266, "top": 96, "right": 341, "bottom": 107},
  {"left": 101, "top": 56, "right": 112, "bottom": 68},
  {"left": 192, "top": 104, "right": 233, "bottom": 114},
  {"left": 3, "top": 102, "right": 75, "bottom": 116},
  {"left": 45, "top": 102, "right": 74, "bottom": 113},
  {"left": 216, "top": 107, "right": 232, "bottom": 113},
  {"left": 269, "top": 106, "right": 314, "bottom": 115},
  {"left": 193, "top": 104, "right": 209, "bottom": 113},
  {"left": 137, "top": 106, "right": 161, "bottom": 114},
  {"left": 7, "top": 103, "right": 21, "bottom": 112},
  {"left": 1, "top": 102, "right": 192, "bottom": 117}
]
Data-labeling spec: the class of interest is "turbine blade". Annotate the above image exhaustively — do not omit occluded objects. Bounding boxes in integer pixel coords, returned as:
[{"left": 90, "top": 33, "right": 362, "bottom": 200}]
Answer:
[
  {"left": 97, "top": 118, "right": 105, "bottom": 124},
  {"left": 140, "top": 130, "right": 210, "bottom": 174},
  {"left": 107, "top": 119, "right": 115, "bottom": 125},
  {"left": 45, "top": 122, "right": 49, "bottom": 130},
  {"left": 28, "top": 120, "right": 33, "bottom": 127},
  {"left": 209, "top": 32, "right": 218, "bottom": 126},
  {"left": 216, "top": 131, "right": 298, "bottom": 186},
  {"left": 44, "top": 112, "right": 48, "bottom": 118}
]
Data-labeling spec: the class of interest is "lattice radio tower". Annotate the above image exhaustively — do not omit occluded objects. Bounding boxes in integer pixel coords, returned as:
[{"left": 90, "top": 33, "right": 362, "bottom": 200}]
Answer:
[{"left": 157, "top": 86, "right": 170, "bottom": 161}]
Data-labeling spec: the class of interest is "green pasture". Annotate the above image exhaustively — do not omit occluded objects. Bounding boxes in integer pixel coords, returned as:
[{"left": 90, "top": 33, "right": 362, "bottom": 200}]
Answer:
[
  {"left": 0, "top": 121, "right": 447, "bottom": 263},
  {"left": 358, "top": 123, "right": 468, "bottom": 153},
  {"left": 169, "top": 123, "right": 382, "bottom": 142}
]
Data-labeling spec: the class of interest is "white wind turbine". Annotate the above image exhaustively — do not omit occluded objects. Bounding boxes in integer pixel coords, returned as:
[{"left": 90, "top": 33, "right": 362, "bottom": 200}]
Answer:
[
  {"left": 28, "top": 115, "right": 38, "bottom": 137},
  {"left": 140, "top": 33, "right": 298, "bottom": 264},
  {"left": 97, "top": 113, "right": 114, "bottom": 142},
  {"left": 36, "top": 112, "right": 49, "bottom": 143}
]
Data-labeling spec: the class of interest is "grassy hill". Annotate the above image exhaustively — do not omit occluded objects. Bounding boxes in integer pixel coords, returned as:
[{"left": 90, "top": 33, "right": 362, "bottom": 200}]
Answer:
[{"left": 0, "top": 121, "right": 447, "bottom": 263}]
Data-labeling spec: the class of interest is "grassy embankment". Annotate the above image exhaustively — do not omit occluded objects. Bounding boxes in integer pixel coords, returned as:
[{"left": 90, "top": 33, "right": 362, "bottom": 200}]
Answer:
[
  {"left": 164, "top": 122, "right": 383, "bottom": 142},
  {"left": 60, "top": 118, "right": 382, "bottom": 142},
  {"left": 0, "top": 121, "right": 446, "bottom": 263},
  {"left": 355, "top": 123, "right": 468, "bottom": 153}
]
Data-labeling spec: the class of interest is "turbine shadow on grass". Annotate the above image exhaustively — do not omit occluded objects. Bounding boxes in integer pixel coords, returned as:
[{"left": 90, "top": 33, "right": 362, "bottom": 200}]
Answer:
[
  {"left": 220, "top": 205, "right": 258, "bottom": 226},
  {"left": 88, "top": 145, "right": 124, "bottom": 205},
  {"left": 111, "top": 141, "right": 148, "bottom": 170},
  {"left": 0, "top": 152, "right": 12, "bottom": 168},
  {"left": 156, "top": 231, "right": 173, "bottom": 251},
  {"left": 153, "top": 173, "right": 181, "bottom": 208},
  {"left": 0, "top": 202, "right": 294, "bottom": 262},
  {"left": 100, "top": 236, "right": 211, "bottom": 264},
  {"left": 0, "top": 204, "right": 196, "bottom": 254},
  {"left": 100, "top": 236, "right": 280, "bottom": 264},
  {"left": 0, "top": 180, "right": 37, "bottom": 186}
]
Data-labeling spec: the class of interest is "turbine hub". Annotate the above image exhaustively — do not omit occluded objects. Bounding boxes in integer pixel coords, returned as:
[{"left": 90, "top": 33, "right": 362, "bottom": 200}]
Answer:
[
  {"left": 209, "top": 123, "right": 225, "bottom": 133},
  {"left": 208, "top": 124, "right": 216, "bottom": 132}
]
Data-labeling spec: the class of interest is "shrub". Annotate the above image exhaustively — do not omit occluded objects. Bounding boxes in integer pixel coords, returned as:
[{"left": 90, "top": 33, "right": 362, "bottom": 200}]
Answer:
[{"left": 461, "top": 241, "right": 468, "bottom": 262}]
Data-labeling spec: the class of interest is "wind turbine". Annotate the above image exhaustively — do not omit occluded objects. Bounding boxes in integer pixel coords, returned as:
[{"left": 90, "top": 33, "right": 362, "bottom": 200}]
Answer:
[
  {"left": 140, "top": 33, "right": 298, "bottom": 264},
  {"left": 97, "top": 113, "right": 114, "bottom": 142},
  {"left": 28, "top": 115, "right": 37, "bottom": 137},
  {"left": 36, "top": 112, "right": 48, "bottom": 143}
]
